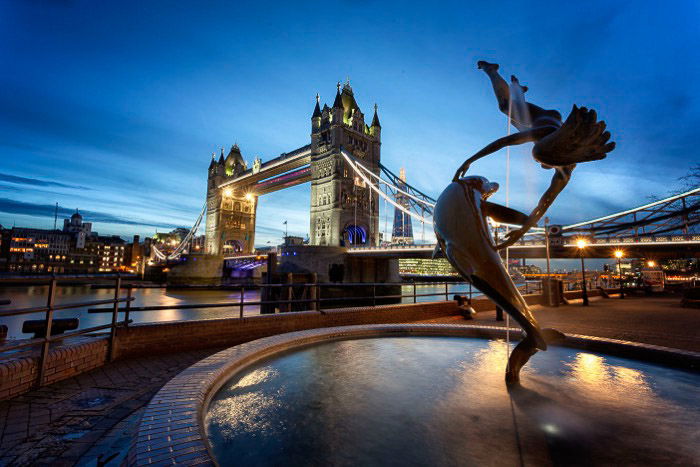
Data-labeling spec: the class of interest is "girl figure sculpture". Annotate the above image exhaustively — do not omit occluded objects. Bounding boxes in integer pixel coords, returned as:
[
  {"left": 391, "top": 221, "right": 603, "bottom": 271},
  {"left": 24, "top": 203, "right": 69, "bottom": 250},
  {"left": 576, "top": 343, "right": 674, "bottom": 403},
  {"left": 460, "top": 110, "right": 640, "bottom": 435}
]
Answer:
[
  {"left": 434, "top": 61, "right": 615, "bottom": 383},
  {"left": 455, "top": 61, "right": 615, "bottom": 249}
]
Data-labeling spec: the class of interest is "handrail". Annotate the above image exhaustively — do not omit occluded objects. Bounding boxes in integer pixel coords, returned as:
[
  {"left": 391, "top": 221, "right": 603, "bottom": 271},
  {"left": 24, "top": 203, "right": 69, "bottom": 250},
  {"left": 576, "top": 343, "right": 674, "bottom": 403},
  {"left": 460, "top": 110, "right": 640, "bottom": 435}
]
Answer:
[
  {"left": 0, "top": 274, "right": 136, "bottom": 283},
  {"left": 0, "top": 274, "right": 134, "bottom": 389},
  {"left": 0, "top": 276, "right": 550, "bottom": 391},
  {"left": 0, "top": 297, "right": 134, "bottom": 318}
]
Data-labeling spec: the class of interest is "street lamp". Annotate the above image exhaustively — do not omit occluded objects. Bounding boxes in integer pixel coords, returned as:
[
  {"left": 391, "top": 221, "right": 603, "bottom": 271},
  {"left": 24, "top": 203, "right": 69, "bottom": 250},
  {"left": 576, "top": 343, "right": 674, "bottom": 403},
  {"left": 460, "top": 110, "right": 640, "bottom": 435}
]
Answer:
[
  {"left": 647, "top": 260, "right": 656, "bottom": 268},
  {"left": 614, "top": 250, "right": 625, "bottom": 299},
  {"left": 577, "top": 239, "right": 589, "bottom": 306}
]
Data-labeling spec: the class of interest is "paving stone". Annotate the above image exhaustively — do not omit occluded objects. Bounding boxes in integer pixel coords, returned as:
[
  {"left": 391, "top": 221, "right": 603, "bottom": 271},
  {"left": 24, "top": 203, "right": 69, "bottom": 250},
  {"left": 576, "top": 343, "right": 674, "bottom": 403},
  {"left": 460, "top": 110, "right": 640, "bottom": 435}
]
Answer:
[{"left": 1, "top": 296, "right": 697, "bottom": 465}]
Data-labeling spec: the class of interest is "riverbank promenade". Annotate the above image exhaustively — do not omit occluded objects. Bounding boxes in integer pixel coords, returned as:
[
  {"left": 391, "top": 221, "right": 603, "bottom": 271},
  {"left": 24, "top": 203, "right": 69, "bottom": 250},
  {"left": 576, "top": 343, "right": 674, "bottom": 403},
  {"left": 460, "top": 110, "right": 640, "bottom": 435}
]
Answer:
[{"left": 0, "top": 295, "right": 697, "bottom": 465}]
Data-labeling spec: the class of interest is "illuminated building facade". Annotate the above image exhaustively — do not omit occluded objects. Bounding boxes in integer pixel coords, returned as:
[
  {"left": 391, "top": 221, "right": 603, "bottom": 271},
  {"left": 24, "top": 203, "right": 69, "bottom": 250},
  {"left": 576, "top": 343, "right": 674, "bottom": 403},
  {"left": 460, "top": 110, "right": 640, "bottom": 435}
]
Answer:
[
  {"left": 205, "top": 145, "right": 257, "bottom": 255},
  {"left": 0, "top": 212, "right": 125, "bottom": 274},
  {"left": 398, "top": 258, "right": 457, "bottom": 277},
  {"left": 309, "top": 82, "right": 381, "bottom": 247}
]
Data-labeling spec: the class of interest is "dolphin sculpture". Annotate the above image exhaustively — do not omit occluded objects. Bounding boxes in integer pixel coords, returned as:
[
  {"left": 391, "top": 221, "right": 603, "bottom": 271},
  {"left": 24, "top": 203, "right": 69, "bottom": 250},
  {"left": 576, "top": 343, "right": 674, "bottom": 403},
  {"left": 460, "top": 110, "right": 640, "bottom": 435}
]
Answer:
[{"left": 433, "top": 175, "right": 564, "bottom": 383}]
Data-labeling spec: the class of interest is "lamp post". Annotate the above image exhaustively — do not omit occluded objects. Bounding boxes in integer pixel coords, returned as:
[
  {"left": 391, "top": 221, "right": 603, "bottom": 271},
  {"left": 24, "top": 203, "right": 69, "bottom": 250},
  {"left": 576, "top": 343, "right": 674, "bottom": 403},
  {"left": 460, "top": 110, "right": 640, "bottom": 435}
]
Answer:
[
  {"left": 544, "top": 217, "right": 551, "bottom": 278},
  {"left": 577, "top": 239, "right": 589, "bottom": 306},
  {"left": 615, "top": 250, "right": 625, "bottom": 299}
]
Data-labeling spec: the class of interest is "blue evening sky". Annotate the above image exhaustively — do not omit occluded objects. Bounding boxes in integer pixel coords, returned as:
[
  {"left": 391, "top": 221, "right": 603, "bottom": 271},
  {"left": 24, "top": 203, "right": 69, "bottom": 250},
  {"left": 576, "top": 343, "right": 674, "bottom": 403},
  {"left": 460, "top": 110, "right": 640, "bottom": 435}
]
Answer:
[{"left": 1, "top": 0, "right": 698, "bottom": 248}]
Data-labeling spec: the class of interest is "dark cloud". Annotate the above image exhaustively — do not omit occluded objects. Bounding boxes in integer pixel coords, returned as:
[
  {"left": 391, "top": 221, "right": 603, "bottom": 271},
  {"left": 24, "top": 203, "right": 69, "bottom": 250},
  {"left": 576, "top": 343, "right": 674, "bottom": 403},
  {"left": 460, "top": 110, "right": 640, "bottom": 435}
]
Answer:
[
  {"left": 0, "top": 198, "right": 180, "bottom": 230},
  {"left": 0, "top": 172, "right": 87, "bottom": 190}
]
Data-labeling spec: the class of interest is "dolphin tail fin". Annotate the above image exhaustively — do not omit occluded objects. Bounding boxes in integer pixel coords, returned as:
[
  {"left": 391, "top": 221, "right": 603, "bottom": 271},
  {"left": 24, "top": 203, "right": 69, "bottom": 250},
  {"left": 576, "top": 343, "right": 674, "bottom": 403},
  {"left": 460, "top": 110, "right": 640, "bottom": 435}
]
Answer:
[{"left": 506, "top": 328, "right": 566, "bottom": 384}]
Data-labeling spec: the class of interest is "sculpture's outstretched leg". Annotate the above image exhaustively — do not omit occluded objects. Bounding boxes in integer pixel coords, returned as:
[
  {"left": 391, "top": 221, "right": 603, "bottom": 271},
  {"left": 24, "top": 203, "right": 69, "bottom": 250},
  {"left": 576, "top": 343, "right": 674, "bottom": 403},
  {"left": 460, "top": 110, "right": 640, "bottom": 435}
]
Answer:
[
  {"left": 505, "top": 328, "right": 566, "bottom": 384},
  {"left": 478, "top": 61, "right": 510, "bottom": 114}
]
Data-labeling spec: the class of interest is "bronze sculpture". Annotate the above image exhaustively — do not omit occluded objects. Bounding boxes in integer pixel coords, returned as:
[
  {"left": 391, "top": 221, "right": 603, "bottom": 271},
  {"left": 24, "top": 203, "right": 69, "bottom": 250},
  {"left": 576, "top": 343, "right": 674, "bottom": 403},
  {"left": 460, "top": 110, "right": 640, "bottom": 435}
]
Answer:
[{"left": 434, "top": 61, "right": 615, "bottom": 383}]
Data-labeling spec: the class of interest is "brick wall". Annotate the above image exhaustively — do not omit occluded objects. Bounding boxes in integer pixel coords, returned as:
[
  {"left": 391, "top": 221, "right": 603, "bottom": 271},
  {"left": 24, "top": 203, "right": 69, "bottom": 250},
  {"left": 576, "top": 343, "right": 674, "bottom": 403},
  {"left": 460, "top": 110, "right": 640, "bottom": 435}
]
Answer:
[
  {"left": 113, "top": 301, "right": 459, "bottom": 359},
  {"left": 0, "top": 291, "right": 614, "bottom": 401},
  {"left": 0, "top": 338, "right": 107, "bottom": 401}
]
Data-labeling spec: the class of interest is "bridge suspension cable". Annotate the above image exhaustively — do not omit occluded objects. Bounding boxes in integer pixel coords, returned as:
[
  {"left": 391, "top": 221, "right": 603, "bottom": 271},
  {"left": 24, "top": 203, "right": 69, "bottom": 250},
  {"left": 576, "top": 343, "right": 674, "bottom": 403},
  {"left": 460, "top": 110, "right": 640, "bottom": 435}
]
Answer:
[
  {"left": 341, "top": 148, "right": 543, "bottom": 235},
  {"left": 341, "top": 149, "right": 434, "bottom": 225},
  {"left": 151, "top": 203, "right": 207, "bottom": 261}
]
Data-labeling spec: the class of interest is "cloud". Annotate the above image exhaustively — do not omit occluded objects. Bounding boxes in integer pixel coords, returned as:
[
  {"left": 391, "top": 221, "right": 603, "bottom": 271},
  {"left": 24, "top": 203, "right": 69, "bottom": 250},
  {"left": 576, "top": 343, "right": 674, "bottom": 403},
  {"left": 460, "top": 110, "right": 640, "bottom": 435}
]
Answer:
[
  {"left": 0, "top": 198, "right": 181, "bottom": 230},
  {"left": 0, "top": 172, "right": 87, "bottom": 190}
]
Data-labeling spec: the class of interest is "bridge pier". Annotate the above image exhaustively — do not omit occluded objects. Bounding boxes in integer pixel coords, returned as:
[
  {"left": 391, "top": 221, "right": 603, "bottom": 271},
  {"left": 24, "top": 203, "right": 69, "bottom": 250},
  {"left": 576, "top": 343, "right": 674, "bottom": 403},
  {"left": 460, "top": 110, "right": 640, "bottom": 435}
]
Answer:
[{"left": 166, "top": 253, "right": 225, "bottom": 286}]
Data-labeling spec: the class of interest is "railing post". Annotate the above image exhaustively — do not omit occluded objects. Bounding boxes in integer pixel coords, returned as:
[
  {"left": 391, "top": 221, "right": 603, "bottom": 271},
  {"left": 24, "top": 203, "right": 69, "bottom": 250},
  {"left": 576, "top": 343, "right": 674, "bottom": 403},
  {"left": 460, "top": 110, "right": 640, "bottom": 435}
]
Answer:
[
  {"left": 125, "top": 285, "right": 133, "bottom": 328},
  {"left": 445, "top": 282, "right": 448, "bottom": 301},
  {"left": 413, "top": 282, "right": 417, "bottom": 304},
  {"left": 36, "top": 275, "right": 57, "bottom": 388},
  {"left": 372, "top": 283, "right": 376, "bottom": 307},
  {"left": 239, "top": 286, "right": 244, "bottom": 319},
  {"left": 286, "top": 273, "right": 293, "bottom": 313},
  {"left": 316, "top": 281, "right": 322, "bottom": 312},
  {"left": 469, "top": 282, "right": 472, "bottom": 304},
  {"left": 108, "top": 274, "right": 121, "bottom": 362}
]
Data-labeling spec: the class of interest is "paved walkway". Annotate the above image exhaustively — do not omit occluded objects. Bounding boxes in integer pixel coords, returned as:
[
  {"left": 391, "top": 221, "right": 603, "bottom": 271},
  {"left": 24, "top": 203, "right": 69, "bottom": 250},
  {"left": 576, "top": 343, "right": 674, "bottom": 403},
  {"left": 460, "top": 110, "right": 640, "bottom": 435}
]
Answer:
[
  {"left": 420, "top": 295, "right": 700, "bottom": 352},
  {"left": 0, "top": 295, "right": 697, "bottom": 466},
  {"left": 0, "top": 349, "right": 218, "bottom": 466}
]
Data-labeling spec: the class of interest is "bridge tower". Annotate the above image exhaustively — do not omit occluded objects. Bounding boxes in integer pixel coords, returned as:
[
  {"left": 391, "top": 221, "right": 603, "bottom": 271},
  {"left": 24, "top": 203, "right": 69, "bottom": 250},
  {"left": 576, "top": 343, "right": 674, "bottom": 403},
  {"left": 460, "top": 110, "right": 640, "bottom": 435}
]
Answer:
[
  {"left": 309, "top": 82, "right": 381, "bottom": 247},
  {"left": 204, "top": 145, "right": 257, "bottom": 256}
]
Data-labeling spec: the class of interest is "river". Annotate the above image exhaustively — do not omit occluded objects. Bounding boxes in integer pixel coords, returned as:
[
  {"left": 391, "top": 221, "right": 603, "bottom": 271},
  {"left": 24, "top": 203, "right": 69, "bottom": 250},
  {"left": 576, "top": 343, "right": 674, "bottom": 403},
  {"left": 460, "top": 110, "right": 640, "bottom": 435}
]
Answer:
[{"left": 0, "top": 283, "right": 483, "bottom": 340}]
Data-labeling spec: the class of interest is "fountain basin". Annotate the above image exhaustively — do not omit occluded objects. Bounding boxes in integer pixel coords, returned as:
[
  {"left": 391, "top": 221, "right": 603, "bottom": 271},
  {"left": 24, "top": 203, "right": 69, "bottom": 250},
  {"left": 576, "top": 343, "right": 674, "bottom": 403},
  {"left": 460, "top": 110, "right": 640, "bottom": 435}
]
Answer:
[{"left": 132, "top": 325, "right": 700, "bottom": 466}]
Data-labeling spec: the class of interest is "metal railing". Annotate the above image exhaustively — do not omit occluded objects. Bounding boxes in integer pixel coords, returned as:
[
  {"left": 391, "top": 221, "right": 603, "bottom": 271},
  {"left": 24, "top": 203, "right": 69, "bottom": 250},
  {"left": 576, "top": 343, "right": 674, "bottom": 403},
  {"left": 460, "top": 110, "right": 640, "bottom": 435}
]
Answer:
[
  {"left": 0, "top": 274, "right": 135, "bottom": 388},
  {"left": 0, "top": 275, "right": 555, "bottom": 389},
  {"left": 85, "top": 281, "right": 479, "bottom": 319}
]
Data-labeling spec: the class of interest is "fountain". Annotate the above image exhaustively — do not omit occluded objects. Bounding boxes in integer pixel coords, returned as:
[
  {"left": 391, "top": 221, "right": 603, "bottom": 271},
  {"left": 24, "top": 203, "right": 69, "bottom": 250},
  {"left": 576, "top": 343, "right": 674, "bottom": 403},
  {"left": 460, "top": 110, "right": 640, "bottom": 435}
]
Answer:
[{"left": 131, "top": 64, "right": 699, "bottom": 466}]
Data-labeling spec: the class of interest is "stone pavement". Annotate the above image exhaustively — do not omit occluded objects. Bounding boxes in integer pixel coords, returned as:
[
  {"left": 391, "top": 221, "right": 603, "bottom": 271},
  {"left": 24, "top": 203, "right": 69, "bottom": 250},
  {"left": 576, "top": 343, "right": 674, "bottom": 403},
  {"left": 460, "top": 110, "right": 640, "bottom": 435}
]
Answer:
[
  {"left": 420, "top": 294, "right": 700, "bottom": 352},
  {"left": 0, "top": 295, "right": 698, "bottom": 466},
  {"left": 0, "top": 349, "right": 218, "bottom": 466}
]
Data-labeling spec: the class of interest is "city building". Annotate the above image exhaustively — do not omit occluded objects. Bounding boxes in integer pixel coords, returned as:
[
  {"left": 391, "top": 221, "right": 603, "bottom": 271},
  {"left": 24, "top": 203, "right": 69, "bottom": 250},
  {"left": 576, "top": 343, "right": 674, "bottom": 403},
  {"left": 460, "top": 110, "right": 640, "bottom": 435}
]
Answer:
[
  {"left": 398, "top": 258, "right": 458, "bottom": 277},
  {"left": 0, "top": 212, "right": 126, "bottom": 274},
  {"left": 391, "top": 168, "right": 414, "bottom": 245}
]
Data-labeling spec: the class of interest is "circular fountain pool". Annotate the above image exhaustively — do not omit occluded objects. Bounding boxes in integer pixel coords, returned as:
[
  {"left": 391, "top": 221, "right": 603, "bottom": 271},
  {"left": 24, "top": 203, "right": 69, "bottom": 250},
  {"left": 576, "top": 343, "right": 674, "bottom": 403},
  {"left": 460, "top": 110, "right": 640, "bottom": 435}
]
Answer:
[{"left": 204, "top": 336, "right": 700, "bottom": 466}]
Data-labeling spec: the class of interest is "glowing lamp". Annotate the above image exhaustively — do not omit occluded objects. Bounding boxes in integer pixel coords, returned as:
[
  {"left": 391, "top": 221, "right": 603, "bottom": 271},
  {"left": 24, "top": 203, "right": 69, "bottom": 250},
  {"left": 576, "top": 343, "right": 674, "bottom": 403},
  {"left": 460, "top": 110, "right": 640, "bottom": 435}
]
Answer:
[
  {"left": 245, "top": 193, "right": 253, "bottom": 201},
  {"left": 614, "top": 250, "right": 623, "bottom": 259},
  {"left": 647, "top": 260, "right": 656, "bottom": 268},
  {"left": 576, "top": 239, "right": 587, "bottom": 249},
  {"left": 223, "top": 188, "right": 233, "bottom": 197}
]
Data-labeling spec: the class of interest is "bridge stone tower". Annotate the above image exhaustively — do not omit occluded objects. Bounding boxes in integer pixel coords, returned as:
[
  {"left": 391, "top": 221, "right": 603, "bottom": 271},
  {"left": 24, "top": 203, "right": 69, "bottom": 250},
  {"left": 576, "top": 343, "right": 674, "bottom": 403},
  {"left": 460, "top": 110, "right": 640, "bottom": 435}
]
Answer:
[
  {"left": 204, "top": 145, "right": 257, "bottom": 256},
  {"left": 309, "top": 82, "right": 381, "bottom": 247}
]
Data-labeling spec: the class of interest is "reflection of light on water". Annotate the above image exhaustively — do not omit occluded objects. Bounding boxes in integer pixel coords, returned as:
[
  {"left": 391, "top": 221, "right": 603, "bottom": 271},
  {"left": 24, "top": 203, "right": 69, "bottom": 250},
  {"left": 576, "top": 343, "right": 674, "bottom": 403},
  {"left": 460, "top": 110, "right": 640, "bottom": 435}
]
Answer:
[
  {"left": 206, "top": 368, "right": 280, "bottom": 439},
  {"left": 564, "top": 352, "right": 652, "bottom": 403},
  {"left": 236, "top": 367, "right": 276, "bottom": 388},
  {"left": 567, "top": 353, "right": 610, "bottom": 385}
]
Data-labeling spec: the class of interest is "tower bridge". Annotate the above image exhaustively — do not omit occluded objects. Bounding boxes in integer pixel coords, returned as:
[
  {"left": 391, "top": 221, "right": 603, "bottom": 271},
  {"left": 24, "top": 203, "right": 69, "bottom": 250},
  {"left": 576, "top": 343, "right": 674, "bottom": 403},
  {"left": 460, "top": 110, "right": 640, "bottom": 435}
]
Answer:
[
  {"left": 204, "top": 81, "right": 381, "bottom": 257},
  {"left": 159, "top": 82, "right": 699, "bottom": 284}
]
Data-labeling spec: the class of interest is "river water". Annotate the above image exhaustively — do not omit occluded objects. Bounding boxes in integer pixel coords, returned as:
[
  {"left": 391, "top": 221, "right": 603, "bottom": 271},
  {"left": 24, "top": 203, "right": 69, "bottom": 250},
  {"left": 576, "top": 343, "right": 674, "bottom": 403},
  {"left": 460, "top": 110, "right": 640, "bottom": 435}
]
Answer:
[{"left": 0, "top": 283, "right": 481, "bottom": 340}]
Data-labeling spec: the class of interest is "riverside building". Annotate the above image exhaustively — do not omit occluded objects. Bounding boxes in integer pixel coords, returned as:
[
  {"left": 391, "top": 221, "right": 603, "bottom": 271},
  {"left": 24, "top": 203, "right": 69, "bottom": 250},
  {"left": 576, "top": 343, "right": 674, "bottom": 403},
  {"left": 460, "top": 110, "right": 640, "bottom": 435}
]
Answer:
[{"left": 0, "top": 211, "right": 126, "bottom": 274}]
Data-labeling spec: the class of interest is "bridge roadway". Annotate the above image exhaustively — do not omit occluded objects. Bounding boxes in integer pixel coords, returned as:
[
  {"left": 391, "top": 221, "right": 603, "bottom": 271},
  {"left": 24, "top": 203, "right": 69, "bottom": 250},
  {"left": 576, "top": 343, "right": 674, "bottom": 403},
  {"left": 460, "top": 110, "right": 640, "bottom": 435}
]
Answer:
[
  {"left": 217, "top": 144, "right": 312, "bottom": 194},
  {"left": 346, "top": 234, "right": 700, "bottom": 259}
]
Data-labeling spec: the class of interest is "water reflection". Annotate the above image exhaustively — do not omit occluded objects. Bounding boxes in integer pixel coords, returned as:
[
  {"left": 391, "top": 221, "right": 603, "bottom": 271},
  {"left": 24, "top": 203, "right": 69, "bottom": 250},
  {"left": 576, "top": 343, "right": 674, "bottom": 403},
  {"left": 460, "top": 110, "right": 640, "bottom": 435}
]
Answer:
[
  {"left": 0, "top": 285, "right": 264, "bottom": 339},
  {"left": 206, "top": 337, "right": 700, "bottom": 466}
]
